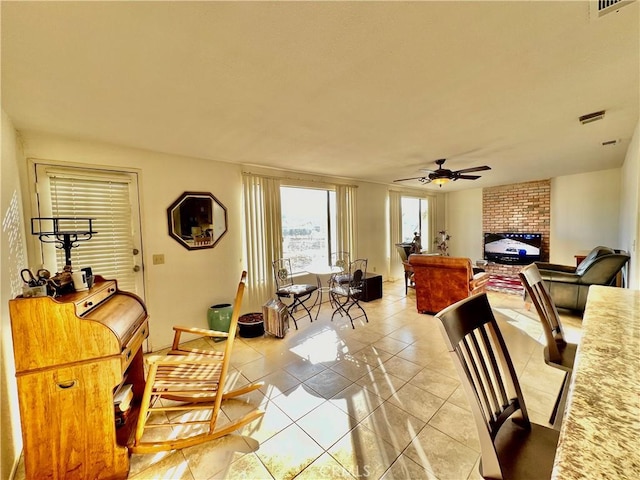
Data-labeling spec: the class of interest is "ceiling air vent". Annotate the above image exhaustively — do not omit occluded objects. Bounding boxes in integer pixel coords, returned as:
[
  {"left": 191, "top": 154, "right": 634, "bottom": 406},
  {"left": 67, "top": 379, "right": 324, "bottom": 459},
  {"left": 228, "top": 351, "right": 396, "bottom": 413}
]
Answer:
[{"left": 590, "top": 0, "right": 636, "bottom": 19}]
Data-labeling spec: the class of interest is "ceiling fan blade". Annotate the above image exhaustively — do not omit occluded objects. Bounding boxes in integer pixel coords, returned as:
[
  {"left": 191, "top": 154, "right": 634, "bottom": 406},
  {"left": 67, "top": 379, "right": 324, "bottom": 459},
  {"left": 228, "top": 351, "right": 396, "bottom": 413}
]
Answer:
[
  {"left": 393, "top": 176, "right": 429, "bottom": 183},
  {"left": 454, "top": 165, "right": 491, "bottom": 174},
  {"left": 454, "top": 174, "right": 481, "bottom": 180}
]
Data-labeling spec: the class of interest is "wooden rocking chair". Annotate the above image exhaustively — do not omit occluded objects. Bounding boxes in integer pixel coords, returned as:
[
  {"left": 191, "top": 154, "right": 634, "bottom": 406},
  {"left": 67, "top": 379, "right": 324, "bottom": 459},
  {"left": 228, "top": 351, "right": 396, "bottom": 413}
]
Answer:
[{"left": 129, "top": 271, "right": 264, "bottom": 454}]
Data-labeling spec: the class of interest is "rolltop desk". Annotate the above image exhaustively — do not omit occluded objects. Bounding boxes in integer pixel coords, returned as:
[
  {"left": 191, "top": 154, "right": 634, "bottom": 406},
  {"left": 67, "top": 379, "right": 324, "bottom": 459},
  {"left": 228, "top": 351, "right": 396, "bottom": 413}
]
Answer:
[{"left": 9, "top": 276, "right": 149, "bottom": 479}]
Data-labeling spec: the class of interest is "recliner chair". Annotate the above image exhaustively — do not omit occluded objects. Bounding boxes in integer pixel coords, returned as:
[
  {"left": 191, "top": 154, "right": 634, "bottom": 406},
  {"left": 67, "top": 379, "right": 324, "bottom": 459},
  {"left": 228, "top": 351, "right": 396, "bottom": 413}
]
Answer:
[{"left": 527, "top": 246, "right": 630, "bottom": 312}]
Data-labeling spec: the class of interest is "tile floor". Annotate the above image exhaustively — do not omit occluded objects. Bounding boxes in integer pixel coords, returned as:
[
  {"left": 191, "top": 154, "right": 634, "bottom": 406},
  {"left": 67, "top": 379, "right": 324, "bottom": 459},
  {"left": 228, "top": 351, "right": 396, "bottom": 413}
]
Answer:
[{"left": 15, "top": 281, "right": 584, "bottom": 480}]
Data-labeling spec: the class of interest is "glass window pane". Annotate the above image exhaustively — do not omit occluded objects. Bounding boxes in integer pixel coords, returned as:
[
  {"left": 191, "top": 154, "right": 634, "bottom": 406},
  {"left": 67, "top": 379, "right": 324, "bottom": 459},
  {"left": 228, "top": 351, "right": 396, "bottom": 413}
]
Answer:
[
  {"left": 281, "top": 187, "right": 335, "bottom": 273},
  {"left": 401, "top": 197, "right": 420, "bottom": 243}
]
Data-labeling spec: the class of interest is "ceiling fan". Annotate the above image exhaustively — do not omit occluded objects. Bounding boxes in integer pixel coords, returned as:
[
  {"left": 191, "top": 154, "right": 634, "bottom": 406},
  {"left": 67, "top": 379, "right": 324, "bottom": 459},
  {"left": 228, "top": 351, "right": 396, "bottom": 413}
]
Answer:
[{"left": 394, "top": 158, "right": 491, "bottom": 187}]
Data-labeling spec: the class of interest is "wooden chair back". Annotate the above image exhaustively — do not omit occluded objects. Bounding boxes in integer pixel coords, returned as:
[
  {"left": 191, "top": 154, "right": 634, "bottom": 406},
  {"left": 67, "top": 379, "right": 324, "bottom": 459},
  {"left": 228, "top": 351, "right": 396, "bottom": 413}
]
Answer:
[
  {"left": 519, "top": 263, "right": 566, "bottom": 364},
  {"left": 436, "top": 292, "right": 559, "bottom": 479}
]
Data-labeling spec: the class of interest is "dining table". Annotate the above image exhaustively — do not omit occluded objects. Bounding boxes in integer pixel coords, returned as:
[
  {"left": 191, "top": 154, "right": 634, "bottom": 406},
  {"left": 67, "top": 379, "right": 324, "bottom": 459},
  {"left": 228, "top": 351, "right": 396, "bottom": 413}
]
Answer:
[
  {"left": 551, "top": 285, "right": 640, "bottom": 479},
  {"left": 306, "top": 264, "right": 343, "bottom": 320}
]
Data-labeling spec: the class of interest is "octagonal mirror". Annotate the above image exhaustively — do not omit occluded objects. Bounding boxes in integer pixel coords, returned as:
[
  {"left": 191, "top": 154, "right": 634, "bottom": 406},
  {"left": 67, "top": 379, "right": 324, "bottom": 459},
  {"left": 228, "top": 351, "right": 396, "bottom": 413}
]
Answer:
[{"left": 167, "top": 192, "right": 228, "bottom": 250}]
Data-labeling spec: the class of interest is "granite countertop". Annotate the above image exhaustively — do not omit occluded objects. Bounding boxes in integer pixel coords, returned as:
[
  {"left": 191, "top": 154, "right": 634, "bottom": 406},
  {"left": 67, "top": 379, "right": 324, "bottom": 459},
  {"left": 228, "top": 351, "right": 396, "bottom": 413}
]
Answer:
[{"left": 552, "top": 285, "right": 640, "bottom": 480}]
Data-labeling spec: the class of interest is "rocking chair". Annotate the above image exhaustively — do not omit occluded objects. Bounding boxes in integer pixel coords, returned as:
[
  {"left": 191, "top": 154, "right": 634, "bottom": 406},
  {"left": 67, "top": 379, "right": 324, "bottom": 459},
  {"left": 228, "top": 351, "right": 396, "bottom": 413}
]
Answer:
[{"left": 129, "top": 271, "right": 264, "bottom": 454}]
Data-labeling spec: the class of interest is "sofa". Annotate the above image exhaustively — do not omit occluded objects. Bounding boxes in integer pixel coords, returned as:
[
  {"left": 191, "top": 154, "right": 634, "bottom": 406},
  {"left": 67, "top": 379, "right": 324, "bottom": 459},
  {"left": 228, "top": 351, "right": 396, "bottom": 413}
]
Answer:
[
  {"left": 527, "top": 246, "right": 630, "bottom": 312},
  {"left": 409, "top": 254, "right": 491, "bottom": 314}
]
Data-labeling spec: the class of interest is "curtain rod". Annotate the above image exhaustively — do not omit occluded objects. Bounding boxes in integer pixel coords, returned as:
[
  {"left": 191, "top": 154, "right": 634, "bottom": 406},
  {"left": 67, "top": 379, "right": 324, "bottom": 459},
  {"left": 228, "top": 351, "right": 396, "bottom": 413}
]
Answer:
[{"left": 242, "top": 170, "right": 358, "bottom": 189}]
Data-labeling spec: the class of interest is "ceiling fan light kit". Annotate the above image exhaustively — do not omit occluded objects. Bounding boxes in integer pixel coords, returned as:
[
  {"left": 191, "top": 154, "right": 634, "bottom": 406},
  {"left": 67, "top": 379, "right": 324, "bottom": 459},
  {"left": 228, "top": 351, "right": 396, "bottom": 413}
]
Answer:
[{"left": 394, "top": 158, "right": 491, "bottom": 187}]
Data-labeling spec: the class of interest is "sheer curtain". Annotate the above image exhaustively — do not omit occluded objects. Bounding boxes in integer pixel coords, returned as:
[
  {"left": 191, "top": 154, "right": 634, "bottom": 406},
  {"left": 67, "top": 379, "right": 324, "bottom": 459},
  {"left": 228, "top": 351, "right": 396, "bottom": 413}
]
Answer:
[
  {"left": 336, "top": 185, "right": 358, "bottom": 259},
  {"left": 242, "top": 173, "right": 282, "bottom": 310},
  {"left": 388, "top": 191, "right": 436, "bottom": 282},
  {"left": 389, "top": 190, "right": 403, "bottom": 281}
]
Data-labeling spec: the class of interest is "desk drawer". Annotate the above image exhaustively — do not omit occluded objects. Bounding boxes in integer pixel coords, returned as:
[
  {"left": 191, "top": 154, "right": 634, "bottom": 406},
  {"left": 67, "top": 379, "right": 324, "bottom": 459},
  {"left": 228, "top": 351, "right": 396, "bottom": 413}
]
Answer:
[{"left": 121, "top": 319, "right": 149, "bottom": 372}]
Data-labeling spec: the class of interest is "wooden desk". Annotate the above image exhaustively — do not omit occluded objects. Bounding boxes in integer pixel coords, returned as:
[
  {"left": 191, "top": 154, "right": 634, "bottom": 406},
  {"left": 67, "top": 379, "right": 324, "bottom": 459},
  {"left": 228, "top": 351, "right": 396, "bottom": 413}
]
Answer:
[{"left": 551, "top": 285, "right": 640, "bottom": 479}]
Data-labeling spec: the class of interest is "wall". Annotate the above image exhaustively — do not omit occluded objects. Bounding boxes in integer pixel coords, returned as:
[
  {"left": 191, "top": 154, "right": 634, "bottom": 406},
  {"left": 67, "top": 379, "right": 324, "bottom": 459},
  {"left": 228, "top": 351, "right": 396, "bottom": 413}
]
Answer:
[
  {"left": 483, "top": 180, "right": 551, "bottom": 277},
  {"left": 445, "top": 188, "right": 483, "bottom": 260},
  {"left": 551, "top": 169, "right": 621, "bottom": 265},
  {"left": 1, "top": 112, "right": 27, "bottom": 480},
  {"left": 619, "top": 122, "right": 640, "bottom": 288}
]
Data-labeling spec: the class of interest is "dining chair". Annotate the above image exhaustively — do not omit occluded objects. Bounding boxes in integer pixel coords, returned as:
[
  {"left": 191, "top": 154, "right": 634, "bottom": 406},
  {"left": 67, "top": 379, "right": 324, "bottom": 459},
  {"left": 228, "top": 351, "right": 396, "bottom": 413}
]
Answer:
[
  {"left": 395, "top": 243, "right": 415, "bottom": 295},
  {"left": 130, "top": 271, "right": 264, "bottom": 454},
  {"left": 435, "top": 293, "right": 559, "bottom": 480},
  {"left": 330, "top": 258, "right": 369, "bottom": 329},
  {"left": 519, "top": 263, "right": 577, "bottom": 427},
  {"left": 272, "top": 258, "right": 318, "bottom": 329}
]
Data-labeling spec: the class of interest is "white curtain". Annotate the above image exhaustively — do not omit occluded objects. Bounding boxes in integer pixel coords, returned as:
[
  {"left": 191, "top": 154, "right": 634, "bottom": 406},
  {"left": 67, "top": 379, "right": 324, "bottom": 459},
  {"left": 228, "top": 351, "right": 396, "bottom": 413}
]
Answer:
[
  {"left": 389, "top": 190, "right": 403, "bottom": 281},
  {"left": 336, "top": 184, "right": 358, "bottom": 259},
  {"left": 242, "top": 173, "right": 282, "bottom": 311}
]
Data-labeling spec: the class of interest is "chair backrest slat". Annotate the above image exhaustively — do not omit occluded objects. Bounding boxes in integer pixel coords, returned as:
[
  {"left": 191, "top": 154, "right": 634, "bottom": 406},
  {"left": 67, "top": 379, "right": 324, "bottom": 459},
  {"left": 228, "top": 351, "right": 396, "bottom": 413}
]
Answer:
[{"left": 519, "top": 264, "right": 565, "bottom": 362}]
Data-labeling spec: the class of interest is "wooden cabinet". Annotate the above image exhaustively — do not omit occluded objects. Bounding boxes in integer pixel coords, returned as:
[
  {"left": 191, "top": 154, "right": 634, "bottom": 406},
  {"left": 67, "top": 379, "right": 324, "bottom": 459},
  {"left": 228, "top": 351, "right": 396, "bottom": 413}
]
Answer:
[{"left": 9, "top": 277, "right": 149, "bottom": 480}]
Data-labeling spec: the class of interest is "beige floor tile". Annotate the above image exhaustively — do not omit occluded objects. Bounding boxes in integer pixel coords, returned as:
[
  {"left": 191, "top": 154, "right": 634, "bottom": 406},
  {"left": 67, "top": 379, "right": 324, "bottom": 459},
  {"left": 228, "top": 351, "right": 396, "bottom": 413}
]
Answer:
[
  {"left": 295, "top": 452, "right": 356, "bottom": 479},
  {"left": 303, "top": 368, "right": 354, "bottom": 399},
  {"left": 329, "top": 382, "right": 385, "bottom": 423},
  {"left": 255, "top": 424, "right": 324, "bottom": 480},
  {"left": 381, "top": 453, "right": 436, "bottom": 480},
  {"left": 403, "top": 424, "right": 479, "bottom": 480},
  {"left": 359, "top": 400, "right": 427, "bottom": 450},
  {"left": 428, "top": 401, "right": 481, "bottom": 452},
  {"left": 327, "top": 423, "right": 403, "bottom": 479},
  {"left": 387, "top": 381, "right": 445, "bottom": 423},
  {"left": 409, "top": 366, "right": 460, "bottom": 400},
  {"left": 270, "top": 384, "right": 326, "bottom": 421},
  {"left": 296, "top": 401, "right": 358, "bottom": 450},
  {"left": 355, "top": 365, "right": 407, "bottom": 400}
]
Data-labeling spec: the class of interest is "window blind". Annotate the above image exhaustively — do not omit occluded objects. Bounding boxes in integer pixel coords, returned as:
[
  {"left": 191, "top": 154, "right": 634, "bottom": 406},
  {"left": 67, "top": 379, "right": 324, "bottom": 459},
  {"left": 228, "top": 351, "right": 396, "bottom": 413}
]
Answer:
[{"left": 48, "top": 174, "right": 137, "bottom": 293}]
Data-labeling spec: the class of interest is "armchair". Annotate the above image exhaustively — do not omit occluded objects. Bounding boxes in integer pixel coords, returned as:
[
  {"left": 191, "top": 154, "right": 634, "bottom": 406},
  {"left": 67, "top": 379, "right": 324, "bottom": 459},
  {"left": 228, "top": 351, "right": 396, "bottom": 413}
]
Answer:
[
  {"left": 527, "top": 246, "right": 630, "bottom": 312},
  {"left": 408, "top": 254, "right": 490, "bottom": 314}
]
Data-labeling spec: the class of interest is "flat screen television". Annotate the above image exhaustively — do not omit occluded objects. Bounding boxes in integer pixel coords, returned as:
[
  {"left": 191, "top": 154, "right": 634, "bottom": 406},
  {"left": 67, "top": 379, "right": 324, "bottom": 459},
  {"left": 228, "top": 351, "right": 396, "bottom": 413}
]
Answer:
[{"left": 483, "top": 232, "right": 542, "bottom": 265}]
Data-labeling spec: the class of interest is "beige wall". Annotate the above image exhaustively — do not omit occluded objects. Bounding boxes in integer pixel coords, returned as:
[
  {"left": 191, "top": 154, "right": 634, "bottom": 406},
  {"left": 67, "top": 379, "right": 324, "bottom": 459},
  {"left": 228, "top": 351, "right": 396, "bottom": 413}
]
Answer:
[
  {"left": 619, "top": 122, "right": 640, "bottom": 289},
  {"left": 1, "top": 111, "right": 26, "bottom": 480},
  {"left": 445, "top": 188, "right": 483, "bottom": 260}
]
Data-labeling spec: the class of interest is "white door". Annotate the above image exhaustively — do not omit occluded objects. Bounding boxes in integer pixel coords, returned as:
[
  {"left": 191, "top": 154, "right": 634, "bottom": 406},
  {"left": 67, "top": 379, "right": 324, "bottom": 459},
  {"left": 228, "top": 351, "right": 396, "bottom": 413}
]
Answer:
[{"left": 34, "top": 164, "right": 145, "bottom": 297}]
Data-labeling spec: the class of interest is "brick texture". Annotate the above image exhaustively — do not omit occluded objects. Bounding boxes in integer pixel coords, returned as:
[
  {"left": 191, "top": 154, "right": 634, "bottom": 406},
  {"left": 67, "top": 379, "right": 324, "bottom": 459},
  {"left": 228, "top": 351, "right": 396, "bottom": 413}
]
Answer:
[{"left": 482, "top": 180, "right": 550, "bottom": 277}]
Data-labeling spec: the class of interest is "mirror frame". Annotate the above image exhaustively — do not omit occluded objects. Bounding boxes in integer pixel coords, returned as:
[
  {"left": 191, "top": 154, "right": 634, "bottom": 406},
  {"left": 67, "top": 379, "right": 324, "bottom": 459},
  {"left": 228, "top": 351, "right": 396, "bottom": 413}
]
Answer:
[{"left": 167, "top": 191, "right": 228, "bottom": 250}]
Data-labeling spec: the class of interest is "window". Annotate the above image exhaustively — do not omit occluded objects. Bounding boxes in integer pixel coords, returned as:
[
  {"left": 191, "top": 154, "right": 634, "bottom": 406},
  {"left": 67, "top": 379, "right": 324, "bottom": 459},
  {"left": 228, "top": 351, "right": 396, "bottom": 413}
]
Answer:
[
  {"left": 401, "top": 196, "right": 430, "bottom": 246},
  {"left": 281, "top": 186, "right": 336, "bottom": 273},
  {"left": 35, "top": 165, "right": 144, "bottom": 296}
]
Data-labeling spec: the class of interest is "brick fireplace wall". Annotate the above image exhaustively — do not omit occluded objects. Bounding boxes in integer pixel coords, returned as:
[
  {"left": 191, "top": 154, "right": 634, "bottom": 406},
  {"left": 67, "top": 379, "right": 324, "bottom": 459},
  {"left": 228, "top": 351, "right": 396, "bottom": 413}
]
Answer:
[{"left": 482, "top": 180, "right": 551, "bottom": 278}]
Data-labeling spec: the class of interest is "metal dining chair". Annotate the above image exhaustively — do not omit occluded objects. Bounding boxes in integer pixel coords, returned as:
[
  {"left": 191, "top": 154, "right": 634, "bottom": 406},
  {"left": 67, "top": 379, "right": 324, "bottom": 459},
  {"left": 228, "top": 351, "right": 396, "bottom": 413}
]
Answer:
[
  {"left": 519, "top": 263, "right": 577, "bottom": 428},
  {"left": 330, "top": 258, "right": 369, "bottom": 329},
  {"left": 435, "top": 293, "right": 559, "bottom": 480},
  {"left": 272, "top": 258, "right": 318, "bottom": 329}
]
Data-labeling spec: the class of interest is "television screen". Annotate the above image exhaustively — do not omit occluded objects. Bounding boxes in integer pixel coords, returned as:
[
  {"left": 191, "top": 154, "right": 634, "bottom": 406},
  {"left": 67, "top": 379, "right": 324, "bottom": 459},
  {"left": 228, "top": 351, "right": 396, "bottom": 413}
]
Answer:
[{"left": 484, "top": 232, "right": 542, "bottom": 265}]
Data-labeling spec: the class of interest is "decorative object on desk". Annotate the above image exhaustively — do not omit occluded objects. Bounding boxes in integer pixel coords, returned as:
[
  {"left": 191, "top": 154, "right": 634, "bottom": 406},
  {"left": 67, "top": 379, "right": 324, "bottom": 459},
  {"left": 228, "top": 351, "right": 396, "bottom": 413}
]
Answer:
[
  {"left": 435, "top": 230, "right": 451, "bottom": 256},
  {"left": 30, "top": 217, "right": 97, "bottom": 267},
  {"left": 167, "top": 191, "right": 227, "bottom": 250},
  {"left": 72, "top": 270, "right": 89, "bottom": 292},
  {"left": 20, "top": 268, "right": 48, "bottom": 297},
  {"left": 238, "top": 312, "right": 265, "bottom": 338}
]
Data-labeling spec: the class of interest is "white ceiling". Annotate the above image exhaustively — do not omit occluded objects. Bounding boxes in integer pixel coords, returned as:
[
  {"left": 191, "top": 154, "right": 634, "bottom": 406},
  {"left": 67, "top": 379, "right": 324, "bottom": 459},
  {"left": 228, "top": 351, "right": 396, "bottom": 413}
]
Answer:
[{"left": 2, "top": 1, "right": 639, "bottom": 191}]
